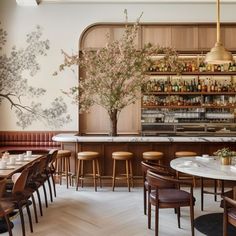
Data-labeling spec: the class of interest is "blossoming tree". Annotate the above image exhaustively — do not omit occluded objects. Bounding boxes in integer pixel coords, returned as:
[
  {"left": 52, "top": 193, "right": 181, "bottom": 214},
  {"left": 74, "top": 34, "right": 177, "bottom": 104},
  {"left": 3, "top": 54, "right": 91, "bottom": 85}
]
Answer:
[{"left": 55, "top": 14, "right": 179, "bottom": 136}]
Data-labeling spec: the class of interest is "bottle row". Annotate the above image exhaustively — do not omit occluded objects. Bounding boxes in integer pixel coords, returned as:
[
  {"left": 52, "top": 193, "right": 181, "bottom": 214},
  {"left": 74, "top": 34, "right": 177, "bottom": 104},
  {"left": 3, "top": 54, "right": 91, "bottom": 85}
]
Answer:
[
  {"left": 148, "top": 60, "right": 236, "bottom": 73},
  {"left": 144, "top": 77, "right": 235, "bottom": 93},
  {"left": 142, "top": 95, "right": 236, "bottom": 107}
]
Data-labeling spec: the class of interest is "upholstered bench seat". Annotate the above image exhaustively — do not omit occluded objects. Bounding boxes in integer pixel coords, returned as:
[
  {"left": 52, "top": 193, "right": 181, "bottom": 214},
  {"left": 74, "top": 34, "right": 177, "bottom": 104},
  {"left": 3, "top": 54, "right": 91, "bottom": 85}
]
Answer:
[{"left": 0, "top": 131, "right": 61, "bottom": 154}]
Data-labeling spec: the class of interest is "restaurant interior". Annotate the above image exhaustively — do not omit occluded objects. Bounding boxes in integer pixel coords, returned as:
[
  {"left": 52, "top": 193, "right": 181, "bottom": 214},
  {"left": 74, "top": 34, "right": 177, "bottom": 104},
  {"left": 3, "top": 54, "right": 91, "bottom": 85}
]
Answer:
[{"left": 1, "top": 0, "right": 236, "bottom": 235}]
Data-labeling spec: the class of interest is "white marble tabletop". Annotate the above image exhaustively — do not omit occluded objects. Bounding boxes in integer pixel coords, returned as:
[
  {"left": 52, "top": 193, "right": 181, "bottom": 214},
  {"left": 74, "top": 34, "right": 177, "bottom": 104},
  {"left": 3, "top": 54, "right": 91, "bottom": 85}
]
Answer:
[
  {"left": 170, "top": 156, "right": 236, "bottom": 181},
  {"left": 52, "top": 133, "right": 236, "bottom": 143}
]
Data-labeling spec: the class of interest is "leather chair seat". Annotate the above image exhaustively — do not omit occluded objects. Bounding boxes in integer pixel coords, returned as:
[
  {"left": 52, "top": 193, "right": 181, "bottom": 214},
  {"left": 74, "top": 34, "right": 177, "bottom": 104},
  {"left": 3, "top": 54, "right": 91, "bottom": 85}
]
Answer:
[{"left": 150, "top": 188, "right": 193, "bottom": 204}]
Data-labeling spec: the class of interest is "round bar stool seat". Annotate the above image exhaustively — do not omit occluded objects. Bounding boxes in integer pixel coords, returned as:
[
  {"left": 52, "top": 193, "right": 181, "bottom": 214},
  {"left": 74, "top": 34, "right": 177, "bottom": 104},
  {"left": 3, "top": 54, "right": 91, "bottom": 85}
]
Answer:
[
  {"left": 76, "top": 151, "right": 101, "bottom": 191},
  {"left": 175, "top": 151, "right": 197, "bottom": 158},
  {"left": 143, "top": 151, "right": 163, "bottom": 164},
  {"left": 56, "top": 150, "right": 72, "bottom": 188},
  {"left": 112, "top": 151, "right": 134, "bottom": 192}
]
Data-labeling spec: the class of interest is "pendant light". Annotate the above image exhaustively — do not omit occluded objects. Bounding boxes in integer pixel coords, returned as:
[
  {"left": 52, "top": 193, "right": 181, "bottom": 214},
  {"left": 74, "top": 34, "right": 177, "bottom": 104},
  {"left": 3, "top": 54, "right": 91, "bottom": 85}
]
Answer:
[{"left": 205, "top": 0, "right": 233, "bottom": 65}]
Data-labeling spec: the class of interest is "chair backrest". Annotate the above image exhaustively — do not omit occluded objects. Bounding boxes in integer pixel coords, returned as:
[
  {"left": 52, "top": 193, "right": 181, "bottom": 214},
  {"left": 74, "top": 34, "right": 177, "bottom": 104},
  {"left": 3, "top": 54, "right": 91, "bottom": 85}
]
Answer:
[
  {"left": 0, "top": 179, "right": 7, "bottom": 198},
  {"left": 146, "top": 169, "right": 176, "bottom": 189},
  {"left": 141, "top": 161, "right": 174, "bottom": 178},
  {"left": 12, "top": 167, "right": 29, "bottom": 194},
  {"left": 175, "top": 151, "right": 197, "bottom": 158},
  {"left": 48, "top": 149, "right": 58, "bottom": 166}
]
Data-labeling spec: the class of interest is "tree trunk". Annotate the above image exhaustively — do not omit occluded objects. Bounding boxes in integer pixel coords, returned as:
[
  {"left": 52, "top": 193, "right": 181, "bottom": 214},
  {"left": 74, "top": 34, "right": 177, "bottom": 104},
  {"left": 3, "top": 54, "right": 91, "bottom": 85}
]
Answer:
[{"left": 109, "top": 109, "right": 118, "bottom": 136}]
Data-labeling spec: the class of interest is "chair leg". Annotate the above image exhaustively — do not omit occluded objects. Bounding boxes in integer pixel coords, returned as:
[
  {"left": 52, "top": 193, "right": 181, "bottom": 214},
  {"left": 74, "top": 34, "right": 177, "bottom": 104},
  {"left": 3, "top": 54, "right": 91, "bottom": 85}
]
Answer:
[
  {"left": 190, "top": 203, "right": 195, "bottom": 236},
  {"left": 155, "top": 204, "right": 159, "bottom": 236},
  {"left": 148, "top": 194, "right": 151, "bottom": 229},
  {"left": 112, "top": 159, "right": 116, "bottom": 191},
  {"left": 42, "top": 183, "right": 48, "bottom": 208},
  {"left": 214, "top": 179, "right": 217, "bottom": 201},
  {"left": 65, "top": 157, "right": 69, "bottom": 189},
  {"left": 81, "top": 160, "right": 84, "bottom": 188},
  {"left": 126, "top": 160, "right": 130, "bottom": 192},
  {"left": 31, "top": 194, "right": 38, "bottom": 223},
  {"left": 46, "top": 173, "right": 53, "bottom": 202},
  {"left": 36, "top": 189, "right": 43, "bottom": 216},
  {"left": 144, "top": 185, "right": 147, "bottom": 215},
  {"left": 26, "top": 203, "right": 33, "bottom": 233},
  {"left": 201, "top": 177, "right": 204, "bottom": 211},
  {"left": 4, "top": 215, "right": 12, "bottom": 236},
  {"left": 92, "top": 160, "right": 97, "bottom": 192},
  {"left": 76, "top": 159, "right": 81, "bottom": 191},
  {"left": 18, "top": 203, "right": 26, "bottom": 236},
  {"left": 96, "top": 159, "right": 102, "bottom": 188},
  {"left": 51, "top": 173, "right": 57, "bottom": 197},
  {"left": 176, "top": 207, "right": 181, "bottom": 228},
  {"left": 129, "top": 160, "right": 134, "bottom": 188}
]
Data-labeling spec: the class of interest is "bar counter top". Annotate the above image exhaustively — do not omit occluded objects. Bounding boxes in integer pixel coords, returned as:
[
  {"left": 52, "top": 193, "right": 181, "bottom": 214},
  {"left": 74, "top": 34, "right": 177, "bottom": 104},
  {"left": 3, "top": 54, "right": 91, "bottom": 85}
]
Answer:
[{"left": 52, "top": 133, "right": 236, "bottom": 143}]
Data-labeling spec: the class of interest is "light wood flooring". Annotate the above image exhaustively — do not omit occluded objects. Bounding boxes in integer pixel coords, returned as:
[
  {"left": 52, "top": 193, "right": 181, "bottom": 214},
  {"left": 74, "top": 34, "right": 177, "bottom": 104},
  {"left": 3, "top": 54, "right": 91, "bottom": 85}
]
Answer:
[{"left": 3, "top": 184, "right": 224, "bottom": 236}]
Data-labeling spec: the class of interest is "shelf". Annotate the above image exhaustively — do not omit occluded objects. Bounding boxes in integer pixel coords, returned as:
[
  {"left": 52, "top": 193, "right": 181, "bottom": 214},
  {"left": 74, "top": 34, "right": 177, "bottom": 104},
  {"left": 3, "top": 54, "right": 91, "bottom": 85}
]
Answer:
[
  {"left": 146, "top": 71, "right": 236, "bottom": 76},
  {"left": 143, "top": 92, "right": 236, "bottom": 95},
  {"left": 142, "top": 105, "right": 236, "bottom": 109}
]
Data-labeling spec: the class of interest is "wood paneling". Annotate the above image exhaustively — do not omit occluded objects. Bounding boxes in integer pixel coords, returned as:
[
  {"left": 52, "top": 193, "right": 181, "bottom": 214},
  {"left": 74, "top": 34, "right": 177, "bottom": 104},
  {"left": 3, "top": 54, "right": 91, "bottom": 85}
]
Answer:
[
  {"left": 224, "top": 25, "right": 236, "bottom": 50},
  {"left": 198, "top": 25, "right": 225, "bottom": 51},
  {"left": 62, "top": 141, "right": 236, "bottom": 181},
  {"left": 171, "top": 26, "right": 198, "bottom": 51},
  {"left": 142, "top": 26, "right": 172, "bottom": 47}
]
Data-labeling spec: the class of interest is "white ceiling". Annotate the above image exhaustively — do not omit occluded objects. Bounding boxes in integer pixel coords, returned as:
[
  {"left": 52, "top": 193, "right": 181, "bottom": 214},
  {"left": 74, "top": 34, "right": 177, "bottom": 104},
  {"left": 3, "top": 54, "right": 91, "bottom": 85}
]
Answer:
[{"left": 15, "top": 0, "right": 236, "bottom": 5}]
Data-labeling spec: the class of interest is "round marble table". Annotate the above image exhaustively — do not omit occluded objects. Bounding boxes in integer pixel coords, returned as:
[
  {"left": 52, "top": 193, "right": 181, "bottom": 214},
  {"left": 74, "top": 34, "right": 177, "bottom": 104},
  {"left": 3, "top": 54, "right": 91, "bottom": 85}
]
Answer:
[{"left": 170, "top": 156, "right": 236, "bottom": 181}]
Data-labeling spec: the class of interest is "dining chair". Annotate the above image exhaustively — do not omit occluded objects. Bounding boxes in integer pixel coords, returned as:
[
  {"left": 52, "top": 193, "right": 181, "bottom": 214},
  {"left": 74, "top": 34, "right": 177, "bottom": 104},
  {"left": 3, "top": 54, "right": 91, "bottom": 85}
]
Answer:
[
  {"left": 0, "top": 179, "right": 15, "bottom": 236},
  {"left": 146, "top": 169, "right": 195, "bottom": 236},
  {"left": 1, "top": 167, "right": 31, "bottom": 236},
  {"left": 141, "top": 161, "right": 175, "bottom": 215},
  {"left": 223, "top": 196, "right": 236, "bottom": 236}
]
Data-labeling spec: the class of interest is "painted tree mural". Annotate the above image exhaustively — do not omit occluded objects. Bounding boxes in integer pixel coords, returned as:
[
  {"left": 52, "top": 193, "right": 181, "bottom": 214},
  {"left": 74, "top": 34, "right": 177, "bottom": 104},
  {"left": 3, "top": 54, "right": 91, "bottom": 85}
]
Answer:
[{"left": 0, "top": 24, "right": 71, "bottom": 129}]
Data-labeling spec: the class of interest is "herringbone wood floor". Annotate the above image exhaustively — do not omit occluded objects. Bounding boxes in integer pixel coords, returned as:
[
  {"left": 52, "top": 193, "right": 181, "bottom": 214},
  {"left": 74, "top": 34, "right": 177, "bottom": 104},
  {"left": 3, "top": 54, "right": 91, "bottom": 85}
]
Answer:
[{"left": 3, "top": 184, "right": 223, "bottom": 236}]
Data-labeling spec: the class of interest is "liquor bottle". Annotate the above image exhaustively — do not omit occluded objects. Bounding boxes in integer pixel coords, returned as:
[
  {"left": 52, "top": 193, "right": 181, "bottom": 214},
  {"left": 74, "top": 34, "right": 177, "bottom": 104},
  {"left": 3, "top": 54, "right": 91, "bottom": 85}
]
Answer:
[
  {"left": 182, "top": 81, "right": 187, "bottom": 92},
  {"left": 197, "top": 79, "right": 201, "bottom": 92}
]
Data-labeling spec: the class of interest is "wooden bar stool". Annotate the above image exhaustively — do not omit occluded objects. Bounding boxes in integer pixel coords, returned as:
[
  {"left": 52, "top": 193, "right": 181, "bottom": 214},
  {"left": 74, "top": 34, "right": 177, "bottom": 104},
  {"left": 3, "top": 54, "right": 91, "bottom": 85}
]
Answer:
[
  {"left": 56, "top": 150, "right": 72, "bottom": 189},
  {"left": 175, "top": 151, "right": 197, "bottom": 186},
  {"left": 112, "top": 151, "right": 133, "bottom": 192},
  {"left": 143, "top": 151, "right": 163, "bottom": 164},
  {"left": 76, "top": 151, "right": 101, "bottom": 192}
]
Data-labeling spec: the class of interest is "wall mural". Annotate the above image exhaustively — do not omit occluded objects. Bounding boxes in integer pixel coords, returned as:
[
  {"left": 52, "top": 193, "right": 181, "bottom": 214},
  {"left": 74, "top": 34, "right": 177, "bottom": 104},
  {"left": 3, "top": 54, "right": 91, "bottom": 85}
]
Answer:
[{"left": 0, "top": 24, "right": 71, "bottom": 129}]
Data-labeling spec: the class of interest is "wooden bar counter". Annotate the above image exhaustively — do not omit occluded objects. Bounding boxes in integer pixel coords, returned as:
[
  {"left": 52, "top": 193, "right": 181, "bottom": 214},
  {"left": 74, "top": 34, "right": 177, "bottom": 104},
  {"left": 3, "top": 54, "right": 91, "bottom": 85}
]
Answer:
[{"left": 53, "top": 134, "right": 236, "bottom": 183}]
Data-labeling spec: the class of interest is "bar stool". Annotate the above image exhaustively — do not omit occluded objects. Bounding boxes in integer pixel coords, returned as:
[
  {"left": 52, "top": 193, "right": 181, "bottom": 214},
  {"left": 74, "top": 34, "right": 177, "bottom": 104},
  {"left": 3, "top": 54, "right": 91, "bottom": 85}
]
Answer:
[
  {"left": 143, "top": 151, "right": 163, "bottom": 164},
  {"left": 112, "top": 151, "right": 133, "bottom": 192},
  {"left": 175, "top": 151, "right": 197, "bottom": 186},
  {"left": 76, "top": 151, "right": 101, "bottom": 192},
  {"left": 56, "top": 150, "right": 72, "bottom": 189}
]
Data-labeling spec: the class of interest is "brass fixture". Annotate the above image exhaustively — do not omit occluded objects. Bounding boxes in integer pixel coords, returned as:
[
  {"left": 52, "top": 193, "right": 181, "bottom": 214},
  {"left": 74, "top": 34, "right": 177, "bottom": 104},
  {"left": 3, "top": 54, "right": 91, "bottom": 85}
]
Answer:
[{"left": 205, "top": 0, "right": 233, "bottom": 65}]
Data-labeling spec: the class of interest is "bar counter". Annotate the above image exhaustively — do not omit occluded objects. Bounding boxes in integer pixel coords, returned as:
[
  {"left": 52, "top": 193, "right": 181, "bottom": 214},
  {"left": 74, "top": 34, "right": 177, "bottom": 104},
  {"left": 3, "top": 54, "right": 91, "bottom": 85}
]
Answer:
[{"left": 52, "top": 134, "right": 236, "bottom": 182}]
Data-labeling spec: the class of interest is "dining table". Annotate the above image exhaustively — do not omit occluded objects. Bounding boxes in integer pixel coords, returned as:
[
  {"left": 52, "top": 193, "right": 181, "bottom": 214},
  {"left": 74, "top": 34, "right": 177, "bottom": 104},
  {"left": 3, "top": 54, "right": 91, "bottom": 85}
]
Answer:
[
  {"left": 170, "top": 155, "right": 236, "bottom": 181},
  {"left": 0, "top": 154, "right": 43, "bottom": 178},
  {"left": 170, "top": 155, "right": 236, "bottom": 236}
]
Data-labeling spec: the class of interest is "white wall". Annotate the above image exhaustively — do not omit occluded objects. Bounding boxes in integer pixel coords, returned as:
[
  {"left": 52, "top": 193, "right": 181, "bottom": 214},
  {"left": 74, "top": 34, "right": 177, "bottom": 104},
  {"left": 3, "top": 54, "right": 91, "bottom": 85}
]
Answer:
[{"left": 0, "top": 0, "right": 236, "bottom": 131}]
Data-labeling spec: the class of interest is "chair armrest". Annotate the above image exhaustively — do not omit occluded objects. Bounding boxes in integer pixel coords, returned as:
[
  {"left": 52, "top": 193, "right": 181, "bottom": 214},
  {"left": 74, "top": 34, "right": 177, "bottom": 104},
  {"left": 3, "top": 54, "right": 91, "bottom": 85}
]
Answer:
[{"left": 224, "top": 196, "right": 236, "bottom": 208}]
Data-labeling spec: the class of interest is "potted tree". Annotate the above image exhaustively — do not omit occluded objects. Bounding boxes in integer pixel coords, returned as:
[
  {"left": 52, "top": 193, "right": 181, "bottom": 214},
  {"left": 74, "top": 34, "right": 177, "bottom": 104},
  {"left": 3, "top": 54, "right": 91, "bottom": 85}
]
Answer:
[
  {"left": 54, "top": 13, "right": 179, "bottom": 136},
  {"left": 214, "top": 147, "right": 236, "bottom": 165}
]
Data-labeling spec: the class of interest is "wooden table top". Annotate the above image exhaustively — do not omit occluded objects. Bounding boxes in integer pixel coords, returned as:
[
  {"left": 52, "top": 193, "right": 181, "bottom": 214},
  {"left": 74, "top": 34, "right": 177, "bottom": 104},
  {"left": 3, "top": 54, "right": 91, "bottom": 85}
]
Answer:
[{"left": 0, "top": 154, "right": 43, "bottom": 178}]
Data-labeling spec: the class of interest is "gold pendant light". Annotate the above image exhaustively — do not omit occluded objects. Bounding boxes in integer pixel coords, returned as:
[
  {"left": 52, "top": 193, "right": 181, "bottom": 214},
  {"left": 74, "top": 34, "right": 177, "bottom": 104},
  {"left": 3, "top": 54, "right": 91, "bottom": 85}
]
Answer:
[{"left": 205, "top": 0, "right": 233, "bottom": 65}]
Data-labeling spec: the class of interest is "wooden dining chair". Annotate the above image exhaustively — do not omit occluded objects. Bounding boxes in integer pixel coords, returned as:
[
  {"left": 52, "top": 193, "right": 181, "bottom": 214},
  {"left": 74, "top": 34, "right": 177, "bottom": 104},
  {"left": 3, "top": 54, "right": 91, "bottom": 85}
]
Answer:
[
  {"left": 0, "top": 179, "right": 15, "bottom": 236},
  {"left": 1, "top": 167, "right": 31, "bottom": 236},
  {"left": 141, "top": 161, "right": 175, "bottom": 215},
  {"left": 146, "top": 169, "right": 195, "bottom": 236},
  {"left": 223, "top": 196, "right": 236, "bottom": 236}
]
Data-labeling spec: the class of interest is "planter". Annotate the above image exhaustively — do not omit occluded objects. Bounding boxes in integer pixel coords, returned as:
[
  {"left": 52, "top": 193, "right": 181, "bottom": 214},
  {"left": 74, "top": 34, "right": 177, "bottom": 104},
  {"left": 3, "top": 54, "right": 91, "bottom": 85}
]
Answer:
[{"left": 220, "top": 157, "right": 232, "bottom": 165}]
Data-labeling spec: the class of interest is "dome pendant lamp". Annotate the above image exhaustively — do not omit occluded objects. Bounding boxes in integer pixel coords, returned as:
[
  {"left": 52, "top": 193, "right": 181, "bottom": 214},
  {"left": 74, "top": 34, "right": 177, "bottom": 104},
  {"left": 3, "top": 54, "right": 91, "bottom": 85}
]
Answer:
[{"left": 205, "top": 0, "right": 233, "bottom": 65}]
